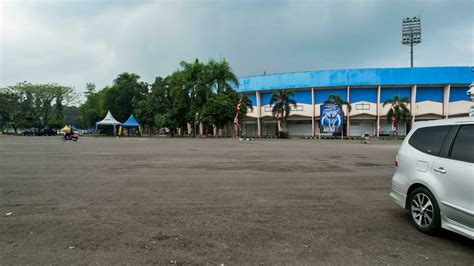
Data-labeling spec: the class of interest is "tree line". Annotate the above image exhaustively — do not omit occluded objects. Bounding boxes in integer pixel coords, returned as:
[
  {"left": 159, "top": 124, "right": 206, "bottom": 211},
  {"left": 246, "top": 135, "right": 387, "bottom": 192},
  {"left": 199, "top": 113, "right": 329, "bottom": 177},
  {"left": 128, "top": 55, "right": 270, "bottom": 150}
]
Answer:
[
  {"left": 0, "top": 82, "right": 78, "bottom": 134},
  {"left": 80, "top": 58, "right": 252, "bottom": 136}
]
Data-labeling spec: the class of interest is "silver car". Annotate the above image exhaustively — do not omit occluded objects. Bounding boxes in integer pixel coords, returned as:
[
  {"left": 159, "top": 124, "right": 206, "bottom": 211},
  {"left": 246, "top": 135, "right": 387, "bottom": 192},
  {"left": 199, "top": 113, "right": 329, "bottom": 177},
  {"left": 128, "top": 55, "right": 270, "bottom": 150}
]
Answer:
[{"left": 390, "top": 117, "right": 473, "bottom": 239}]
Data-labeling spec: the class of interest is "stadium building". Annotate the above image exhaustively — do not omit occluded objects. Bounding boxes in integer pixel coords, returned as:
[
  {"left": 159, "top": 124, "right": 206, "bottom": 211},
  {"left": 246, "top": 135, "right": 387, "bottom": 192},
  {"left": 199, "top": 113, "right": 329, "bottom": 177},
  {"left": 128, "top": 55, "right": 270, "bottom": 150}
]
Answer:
[{"left": 237, "top": 66, "right": 473, "bottom": 137}]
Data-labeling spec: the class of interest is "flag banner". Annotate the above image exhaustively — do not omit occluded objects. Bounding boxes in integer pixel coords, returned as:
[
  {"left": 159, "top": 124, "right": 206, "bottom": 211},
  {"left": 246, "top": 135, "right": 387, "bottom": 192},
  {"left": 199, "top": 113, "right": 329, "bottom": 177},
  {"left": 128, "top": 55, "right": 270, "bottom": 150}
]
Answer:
[
  {"left": 233, "top": 99, "right": 242, "bottom": 129},
  {"left": 320, "top": 104, "right": 343, "bottom": 133},
  {"left": 277, "top": 112, "right": 284, "bottom": 131}
]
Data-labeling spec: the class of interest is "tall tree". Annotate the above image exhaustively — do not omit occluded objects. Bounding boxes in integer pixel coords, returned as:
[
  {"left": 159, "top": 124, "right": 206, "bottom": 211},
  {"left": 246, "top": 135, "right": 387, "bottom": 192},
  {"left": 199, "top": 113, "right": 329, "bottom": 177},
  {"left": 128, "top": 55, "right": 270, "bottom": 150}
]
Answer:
[
  {"left": 79, "top": 83, "right": 102, "bottom": 128},
  {"left": 137, "top": 76, "right": 172, "bottom": 133},
  {"left": 179, "top": 59, "right": 212, "bottom": 130},
  {"left": 201, "top": 93, "right": 235, "bottom": 135},
  {"left": 168, "top": 71, "right": 191, "bottom": 136},
  {"left": 84, "top": 83, "right": 96, "bottom": 96},
  {"left": 207, "top": 58, "right": 239, "bottom": 94},
  {"left": 383, "top": 95, "right": 411, "bottom": 134},
  {"left": 270, "top": 90, "right": 297, "bottom": 137},
  {"left": 7, "top": 82, "right": 75, "bottom": 129},
  {"left": 48, "top": 95, "right": 65, "bottom": 128},
  {"left": 102, "top": 73, "right": 148, "bottom": 122},
  {"left": 0, "top": 89, "right": 26, "bottom": 134},
  {"left": 63, "top": 106, "right": 83, "bottom": 129},
  {"left": 238, "top": 93, "right": 253, "bottom": 118}
]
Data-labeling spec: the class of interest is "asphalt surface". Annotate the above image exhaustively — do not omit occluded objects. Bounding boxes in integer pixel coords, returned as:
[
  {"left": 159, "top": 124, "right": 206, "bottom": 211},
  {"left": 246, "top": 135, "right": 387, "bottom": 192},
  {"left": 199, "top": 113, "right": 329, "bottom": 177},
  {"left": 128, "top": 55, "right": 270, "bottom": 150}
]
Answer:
[{"left": 0, "top": 136, "right": 472, "bottom": 264}]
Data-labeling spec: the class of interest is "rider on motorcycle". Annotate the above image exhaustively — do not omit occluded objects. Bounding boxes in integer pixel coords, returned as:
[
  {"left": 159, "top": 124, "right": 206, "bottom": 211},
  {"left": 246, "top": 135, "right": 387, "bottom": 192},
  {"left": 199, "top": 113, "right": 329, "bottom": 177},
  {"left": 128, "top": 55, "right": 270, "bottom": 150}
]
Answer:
[{"left": 64, "top": 127, "right": 73, "bottom": 138}]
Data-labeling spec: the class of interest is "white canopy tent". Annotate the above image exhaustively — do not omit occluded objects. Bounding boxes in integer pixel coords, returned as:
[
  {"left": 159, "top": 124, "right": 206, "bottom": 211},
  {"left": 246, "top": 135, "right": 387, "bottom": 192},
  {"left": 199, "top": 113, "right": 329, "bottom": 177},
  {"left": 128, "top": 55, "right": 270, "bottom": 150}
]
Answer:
[{"left": 95, "top": 111, "right": 122, "bottom": 135}]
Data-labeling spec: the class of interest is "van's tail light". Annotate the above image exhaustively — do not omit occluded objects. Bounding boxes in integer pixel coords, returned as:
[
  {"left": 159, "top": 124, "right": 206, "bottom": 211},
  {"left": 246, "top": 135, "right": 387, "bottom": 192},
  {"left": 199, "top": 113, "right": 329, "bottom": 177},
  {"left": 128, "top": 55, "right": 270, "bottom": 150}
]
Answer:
[{"left": 395, "top": 155, "right": 399, "bottom": 167}]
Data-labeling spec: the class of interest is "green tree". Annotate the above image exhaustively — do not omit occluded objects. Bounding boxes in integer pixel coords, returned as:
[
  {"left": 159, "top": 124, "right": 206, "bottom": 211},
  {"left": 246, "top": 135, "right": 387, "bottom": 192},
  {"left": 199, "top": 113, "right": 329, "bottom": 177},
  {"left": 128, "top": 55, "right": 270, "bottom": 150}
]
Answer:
[
  {"left": 137, "top": 76, "right": 172, "bottom": 134},
  {"left": 383, "top": 95, "right": 411, "bottom": 134},
  {"left": 240, "top": 94, "right": 253, "bottom": 112},
  {"left": 169, "top": 71, "right": 191, "bottom": 136},
  {"left": 207, "top": 58, "right": 239, "bottom": 94},
  {"left": 323, "top": 94, "right": 352, "bottom": 113},
  {"left": 48, "top": 96, "right": 65, "bottom": 128},
  {"left": 79, "top": 83, "right": 103, "bottom": 128},
  {"left": 0, "top": 89, "right": 26, "bottom": 134},
  {"left": 176, "top": 58, "right": 239, "bottom": 135},
  {"left": 63, "top": 106, "right": 83, "bottom": 128},
  {"left": 201, "top": 93, "right": 235, "bottom": 135},
  {"left": 102, "top": 73, "right": 148, "bottom": 122},
  {"left": 234, "top": 92, "right": 253, "bottom": 119},
  {"left": 221, "top": 90, "right": 253, "bottom": 135},
  {"left": 154, "top": 113, "right": 174, "bottom": 135},
  {"left": 270, "top": 90, "right": 297, "bottom": 136},
  {"left": 178, "top": 59, "right": 212, "bottom": 131},
  {"left": 84, "top": 83, "right": 96, "bottom": 96},
  {"left": 7, "top": 82, "right": 75, "bottom": 129}
]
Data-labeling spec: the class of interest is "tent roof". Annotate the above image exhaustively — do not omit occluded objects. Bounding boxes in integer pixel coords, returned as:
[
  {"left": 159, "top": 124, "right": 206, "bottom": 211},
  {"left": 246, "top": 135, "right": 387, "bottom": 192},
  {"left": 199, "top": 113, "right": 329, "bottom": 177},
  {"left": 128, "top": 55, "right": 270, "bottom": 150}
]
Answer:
[
  {"left": 122, "top": 114, "right": 140, "bottom": 127},
  {"left": 96, "top": 111, "right": 121, "bottom": 125}
]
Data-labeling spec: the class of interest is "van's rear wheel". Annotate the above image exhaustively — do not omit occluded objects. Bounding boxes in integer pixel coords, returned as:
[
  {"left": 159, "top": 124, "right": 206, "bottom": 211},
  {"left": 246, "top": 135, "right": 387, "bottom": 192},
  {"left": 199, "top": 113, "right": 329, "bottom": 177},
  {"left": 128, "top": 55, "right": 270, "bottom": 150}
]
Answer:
[{"left": 408, "top": 187, "right": 441, "bottom": 235}]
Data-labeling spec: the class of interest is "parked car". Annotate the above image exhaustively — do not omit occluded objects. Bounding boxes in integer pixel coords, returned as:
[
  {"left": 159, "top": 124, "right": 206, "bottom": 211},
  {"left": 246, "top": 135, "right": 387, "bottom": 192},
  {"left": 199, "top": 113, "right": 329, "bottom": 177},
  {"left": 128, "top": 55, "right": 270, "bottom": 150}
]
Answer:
[
  {"left": 38, "top": 128, "right": 58, "bottom": 136},
  {"left": 22, "top": 128, "right": 40, "bottom": 136},
  {"left": 390, "top": 117, "right": 473, "bottom": 239}
]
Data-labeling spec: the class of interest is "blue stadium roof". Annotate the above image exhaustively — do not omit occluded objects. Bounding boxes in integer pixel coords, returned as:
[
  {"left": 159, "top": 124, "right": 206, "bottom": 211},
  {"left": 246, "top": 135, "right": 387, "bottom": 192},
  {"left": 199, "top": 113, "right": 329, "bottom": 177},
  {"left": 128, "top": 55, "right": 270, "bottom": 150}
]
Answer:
[{"left": 237, "top": 66, "right": 473, "bottom": 92}]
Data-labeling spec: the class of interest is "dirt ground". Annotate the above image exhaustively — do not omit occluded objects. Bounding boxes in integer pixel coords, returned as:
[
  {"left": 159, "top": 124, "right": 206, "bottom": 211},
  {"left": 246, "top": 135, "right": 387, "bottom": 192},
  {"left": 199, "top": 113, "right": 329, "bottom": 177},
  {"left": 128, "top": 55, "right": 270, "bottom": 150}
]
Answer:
[{"left": 0, "top": 136, "right": 472, "bottom": 264}]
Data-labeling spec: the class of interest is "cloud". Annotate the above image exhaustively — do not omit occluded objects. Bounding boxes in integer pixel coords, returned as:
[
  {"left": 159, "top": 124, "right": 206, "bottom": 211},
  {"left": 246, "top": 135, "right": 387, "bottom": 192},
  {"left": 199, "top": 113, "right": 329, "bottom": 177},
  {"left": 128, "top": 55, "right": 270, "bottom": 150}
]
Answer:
[{"left": 1, "top": 0, "right": 472, "bottom": 99}]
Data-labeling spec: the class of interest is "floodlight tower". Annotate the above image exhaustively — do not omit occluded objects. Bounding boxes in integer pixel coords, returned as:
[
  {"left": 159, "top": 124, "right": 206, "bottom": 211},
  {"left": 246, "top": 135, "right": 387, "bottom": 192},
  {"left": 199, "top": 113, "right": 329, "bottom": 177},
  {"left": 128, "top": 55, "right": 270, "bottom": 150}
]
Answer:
[{"left": 401, "top": 16, "right": 422, "bottom": 67}]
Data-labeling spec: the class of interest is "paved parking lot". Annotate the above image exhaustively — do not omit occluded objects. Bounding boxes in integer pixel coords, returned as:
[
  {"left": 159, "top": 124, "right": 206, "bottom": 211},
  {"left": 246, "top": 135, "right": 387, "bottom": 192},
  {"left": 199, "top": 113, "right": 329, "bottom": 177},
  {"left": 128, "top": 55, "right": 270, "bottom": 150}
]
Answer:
[{"left": 0, "top": 136, "right": 472, "bottom": 264}]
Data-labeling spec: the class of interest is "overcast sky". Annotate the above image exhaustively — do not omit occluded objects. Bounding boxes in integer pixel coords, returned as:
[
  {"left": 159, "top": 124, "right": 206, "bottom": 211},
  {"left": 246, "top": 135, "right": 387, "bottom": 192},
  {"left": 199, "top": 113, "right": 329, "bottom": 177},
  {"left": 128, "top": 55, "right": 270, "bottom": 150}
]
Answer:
[{"left": 1, "top": 0, "right": 472, "bottom": 97}]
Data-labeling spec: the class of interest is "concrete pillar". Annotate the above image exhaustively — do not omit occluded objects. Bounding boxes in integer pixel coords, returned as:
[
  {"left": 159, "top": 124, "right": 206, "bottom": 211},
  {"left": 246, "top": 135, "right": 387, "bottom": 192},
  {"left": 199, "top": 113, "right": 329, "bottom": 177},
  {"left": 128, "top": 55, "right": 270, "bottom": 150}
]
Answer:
[
  {"left": 411, "top": 85, "right": 417, "bottom": 125},
  {"left": 443, "top": 84, "right": 450, "bottom": 118},
  {"left": 346, "top": 86, "right": 350, "bottom": 137},
  {"left": 311, "top": 88, "right": 315, "bottom": 137},
  {"left": 256, "top": 91, "right": 262, "bottom": 137},
  {"left": 376, "top": 85, "right": 381, "bottom": 138}
]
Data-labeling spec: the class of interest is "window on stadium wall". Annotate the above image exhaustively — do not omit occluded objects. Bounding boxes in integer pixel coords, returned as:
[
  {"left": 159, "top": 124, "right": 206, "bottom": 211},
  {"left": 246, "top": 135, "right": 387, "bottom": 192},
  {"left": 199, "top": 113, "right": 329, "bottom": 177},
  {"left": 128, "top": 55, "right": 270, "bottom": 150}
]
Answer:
[{"left": 264, "top": 105, "right": 303, "bottom": 112}]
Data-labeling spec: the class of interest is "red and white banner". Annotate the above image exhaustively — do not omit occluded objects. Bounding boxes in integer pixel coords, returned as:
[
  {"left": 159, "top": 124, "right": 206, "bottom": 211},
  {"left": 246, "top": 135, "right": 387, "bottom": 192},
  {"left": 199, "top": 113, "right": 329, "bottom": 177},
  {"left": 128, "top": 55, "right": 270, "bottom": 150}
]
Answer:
[
  {"left": 233, "top": 99, "right": 242, "bottom": 129},
  {"left": 277, "top": 111, "right": 283, "bottom": 131}
]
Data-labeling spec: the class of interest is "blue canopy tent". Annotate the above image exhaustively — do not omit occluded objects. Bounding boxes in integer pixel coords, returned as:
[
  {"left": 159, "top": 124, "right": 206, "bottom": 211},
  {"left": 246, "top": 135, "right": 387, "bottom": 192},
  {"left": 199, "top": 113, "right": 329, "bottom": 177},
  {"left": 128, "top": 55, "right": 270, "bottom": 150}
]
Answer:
[
  {"left": 119, "top": 114, "right": 141, "bottom": 136},
  {"left": 95, "top": 111, "right": 122, "bottom": 135}
]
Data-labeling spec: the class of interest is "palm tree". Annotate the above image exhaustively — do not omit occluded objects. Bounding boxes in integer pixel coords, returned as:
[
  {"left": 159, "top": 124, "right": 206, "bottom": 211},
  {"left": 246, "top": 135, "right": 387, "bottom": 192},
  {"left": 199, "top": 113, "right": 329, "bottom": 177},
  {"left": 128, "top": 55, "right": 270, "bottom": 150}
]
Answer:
[
  {"left": 207, "top": 59, "right": 239, "bottom": 94},
  {"left": 240, "top": 94, "right": 253, "bottom": 113},
  {"left": 323, "top": 94, "right": 351, "bottom": 113},
  {"left": 383, "top": 95, "right": 410, "bottom": 135},
  {"left": 270, "top": 90, "right": 297, "bottom": 137}
]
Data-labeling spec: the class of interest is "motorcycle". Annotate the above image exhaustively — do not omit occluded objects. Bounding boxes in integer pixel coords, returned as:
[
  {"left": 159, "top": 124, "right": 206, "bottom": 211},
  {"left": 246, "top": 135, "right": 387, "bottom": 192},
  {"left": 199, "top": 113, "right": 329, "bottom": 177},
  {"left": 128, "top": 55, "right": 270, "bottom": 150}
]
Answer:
[{"left": 62, "top": 133, "right": 79, "bottom": 142}]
